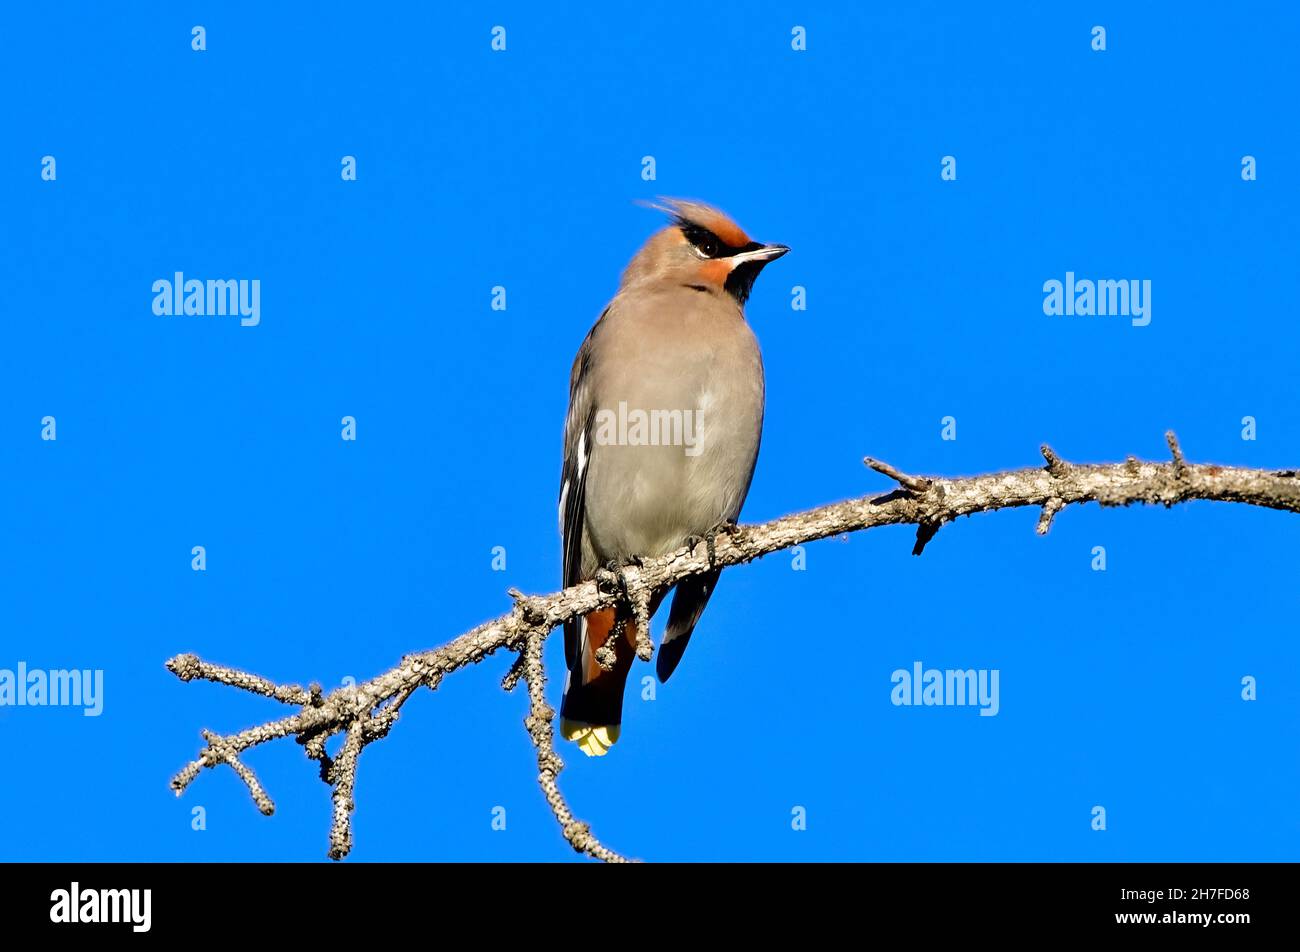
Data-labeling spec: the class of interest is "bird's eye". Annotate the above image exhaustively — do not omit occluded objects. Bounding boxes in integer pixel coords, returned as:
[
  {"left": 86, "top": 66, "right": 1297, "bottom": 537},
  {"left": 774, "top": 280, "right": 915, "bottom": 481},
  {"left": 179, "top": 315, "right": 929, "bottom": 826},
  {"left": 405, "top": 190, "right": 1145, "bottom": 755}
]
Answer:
[
  {"left": 681, "top": 224, "right": 725, "bottom": 258},
  {"left": 697, "top": 235, "right": 719, "bottom": 257}
]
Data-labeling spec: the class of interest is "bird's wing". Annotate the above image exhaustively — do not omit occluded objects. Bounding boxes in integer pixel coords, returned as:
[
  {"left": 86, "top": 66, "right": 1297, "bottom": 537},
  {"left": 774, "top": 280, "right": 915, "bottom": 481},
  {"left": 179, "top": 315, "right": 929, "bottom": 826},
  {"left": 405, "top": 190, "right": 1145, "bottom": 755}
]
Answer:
[
  {"left": 657, "top": 568, "right": 721, "bottom": 682},
  {"left": 559, "top": 307, "right": 608, "bottom": 669}
]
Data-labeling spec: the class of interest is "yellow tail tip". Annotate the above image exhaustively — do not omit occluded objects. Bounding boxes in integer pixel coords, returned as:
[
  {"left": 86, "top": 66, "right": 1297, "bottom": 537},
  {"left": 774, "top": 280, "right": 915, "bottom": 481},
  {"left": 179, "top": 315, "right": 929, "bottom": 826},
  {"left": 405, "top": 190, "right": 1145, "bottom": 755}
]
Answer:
[{"left": 561, "top": 720, "right": 620, "bottom": 757}]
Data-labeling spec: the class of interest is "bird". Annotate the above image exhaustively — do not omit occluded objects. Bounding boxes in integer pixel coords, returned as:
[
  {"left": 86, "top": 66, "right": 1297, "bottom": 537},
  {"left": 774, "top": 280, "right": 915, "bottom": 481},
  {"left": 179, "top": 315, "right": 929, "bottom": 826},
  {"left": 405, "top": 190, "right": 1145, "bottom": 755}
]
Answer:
[{"left": 557, "top": 198, "right": 788, "bottom": 756}]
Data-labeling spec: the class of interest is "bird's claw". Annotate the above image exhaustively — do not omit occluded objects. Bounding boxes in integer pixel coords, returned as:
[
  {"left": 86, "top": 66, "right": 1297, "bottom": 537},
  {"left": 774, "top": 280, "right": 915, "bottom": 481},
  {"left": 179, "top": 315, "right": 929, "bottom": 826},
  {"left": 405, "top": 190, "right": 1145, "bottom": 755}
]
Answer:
[
  {"left": 686, "top": 521, "right": 740, "bottom": 569},
  {"left": 597, "top": 557, "right": 643, "bottom": 597}
]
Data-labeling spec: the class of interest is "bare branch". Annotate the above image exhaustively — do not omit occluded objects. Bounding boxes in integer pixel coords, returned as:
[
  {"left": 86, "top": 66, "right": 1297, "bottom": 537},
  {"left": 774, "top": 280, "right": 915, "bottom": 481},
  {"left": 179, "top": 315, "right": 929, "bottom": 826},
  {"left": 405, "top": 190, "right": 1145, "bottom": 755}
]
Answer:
[
  {"left": 168, "top": 435, "right": 1299, "bottom": 860},
  {"left": 620, "top": 564, "right": 655, "bottom": 662},
  {"left": 864, "top": 456, "right": 933, "bottom": 493},
  {"left": 1167, "top": 430, "right": 1188, "bottom": 478},
  {"left": 166, "top": 653, "right": 311, "bottom": 706},
  {"left": 1040, "top": 443, "right": 1071, "bottom": 478},
  {"left": 1036, "top": 497, "right": 1066, "bottom": 535},
  {"left": 327, "top": 722, "right": 364, "bottom": 860},
  {"left": 519, "top": 630, "right": 630, "bottom": 862}
]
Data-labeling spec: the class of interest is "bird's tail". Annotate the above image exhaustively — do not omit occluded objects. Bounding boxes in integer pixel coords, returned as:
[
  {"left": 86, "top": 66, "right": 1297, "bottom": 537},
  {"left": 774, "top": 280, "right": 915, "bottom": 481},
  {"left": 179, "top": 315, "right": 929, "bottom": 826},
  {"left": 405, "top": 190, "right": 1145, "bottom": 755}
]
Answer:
[{"left": 560, "top": 607, "right": 637, "bottom": 757}]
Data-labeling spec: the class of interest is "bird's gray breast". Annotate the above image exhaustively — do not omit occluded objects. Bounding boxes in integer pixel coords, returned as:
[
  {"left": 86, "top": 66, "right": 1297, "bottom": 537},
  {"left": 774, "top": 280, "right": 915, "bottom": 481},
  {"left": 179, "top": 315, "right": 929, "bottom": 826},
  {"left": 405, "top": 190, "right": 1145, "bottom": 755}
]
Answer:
[{"left": 581, "top": 292, "right": 764, "bottom": 565}]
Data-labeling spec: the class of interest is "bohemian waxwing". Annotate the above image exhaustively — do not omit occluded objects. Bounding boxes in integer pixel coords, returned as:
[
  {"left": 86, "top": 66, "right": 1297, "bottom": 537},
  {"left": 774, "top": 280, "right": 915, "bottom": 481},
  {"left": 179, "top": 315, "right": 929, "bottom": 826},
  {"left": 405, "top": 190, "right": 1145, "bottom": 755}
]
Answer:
[{"left": 558, "top": 198, "right": 788, "bottom": 756}]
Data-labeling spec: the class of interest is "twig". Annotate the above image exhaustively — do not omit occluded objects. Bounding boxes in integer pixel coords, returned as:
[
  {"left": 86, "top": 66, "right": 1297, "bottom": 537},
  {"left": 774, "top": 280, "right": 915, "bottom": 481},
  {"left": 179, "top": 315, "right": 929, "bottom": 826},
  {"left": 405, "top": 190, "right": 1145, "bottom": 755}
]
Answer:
[
  {"left": 1036, "top": 496, "right": 1066, "bottom": 535},
  {"left": 864, "top": 456, "right": 933, "bottom": 493},
  {"left": 519, "top": 631, "right": 630, "bottom": 862},
  {"left": 1167, "top": 430, "right": 1187, "bottom": 479},
  {"left": 1040, "top": 443, "right": 1071, "bottom": 478}
]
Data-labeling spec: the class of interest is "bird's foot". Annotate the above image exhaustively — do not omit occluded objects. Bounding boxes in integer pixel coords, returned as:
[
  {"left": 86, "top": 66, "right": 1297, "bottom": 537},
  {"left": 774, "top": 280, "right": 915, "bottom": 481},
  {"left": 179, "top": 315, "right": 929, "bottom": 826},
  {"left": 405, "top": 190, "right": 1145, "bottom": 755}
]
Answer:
[
  {"left": 687, "top": 521, "right": 741, "bottom": 569},
  {"left": 597, "top": 555, "right": 643, "bottom": 588},
  {"left": 595, "top": 556, "right": 647, "bottom": 604},
  {"left": 593, "top": 559, "right": 647, "bottom": 664},
  {"left": 683, "top": 534, "right": 706, "bottom": 564}
]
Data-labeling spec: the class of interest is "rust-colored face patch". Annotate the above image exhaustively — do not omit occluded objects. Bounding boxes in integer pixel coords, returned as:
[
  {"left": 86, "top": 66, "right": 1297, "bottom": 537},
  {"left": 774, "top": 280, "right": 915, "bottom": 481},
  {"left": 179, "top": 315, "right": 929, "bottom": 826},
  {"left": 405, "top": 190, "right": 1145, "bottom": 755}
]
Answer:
[{"left": 698, "top": 258, "right": 732, "bottom": 288}]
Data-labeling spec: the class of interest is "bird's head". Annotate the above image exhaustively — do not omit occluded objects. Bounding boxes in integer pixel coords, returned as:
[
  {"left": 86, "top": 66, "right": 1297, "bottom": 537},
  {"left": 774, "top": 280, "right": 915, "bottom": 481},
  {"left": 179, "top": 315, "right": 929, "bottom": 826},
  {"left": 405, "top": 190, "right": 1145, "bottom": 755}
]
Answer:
[{"left": 620, "top": 198, "right": 789, "bottom": 307}]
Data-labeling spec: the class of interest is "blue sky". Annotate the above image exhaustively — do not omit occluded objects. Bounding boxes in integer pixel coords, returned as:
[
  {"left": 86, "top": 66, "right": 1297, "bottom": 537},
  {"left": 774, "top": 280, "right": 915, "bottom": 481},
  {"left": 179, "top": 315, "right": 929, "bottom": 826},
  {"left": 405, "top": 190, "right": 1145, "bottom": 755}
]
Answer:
[{"left": 2, "top": 2, "right": 1297, "bottom": 861}]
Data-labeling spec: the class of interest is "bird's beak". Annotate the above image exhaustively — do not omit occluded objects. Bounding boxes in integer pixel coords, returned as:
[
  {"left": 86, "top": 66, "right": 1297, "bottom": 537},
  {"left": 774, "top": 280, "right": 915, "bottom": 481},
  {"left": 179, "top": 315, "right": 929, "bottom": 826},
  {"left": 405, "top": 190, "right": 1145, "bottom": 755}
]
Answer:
[{"left": 730, "top": 243, "right": 790, "bottom": 268}]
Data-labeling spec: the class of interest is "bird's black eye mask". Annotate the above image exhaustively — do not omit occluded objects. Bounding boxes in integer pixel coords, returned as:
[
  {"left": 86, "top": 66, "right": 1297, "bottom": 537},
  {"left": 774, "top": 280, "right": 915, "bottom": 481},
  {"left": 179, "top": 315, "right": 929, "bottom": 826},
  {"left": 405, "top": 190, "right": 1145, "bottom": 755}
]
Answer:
[{"left": 678, "top": 222, "right": 762, "bottom": 260}]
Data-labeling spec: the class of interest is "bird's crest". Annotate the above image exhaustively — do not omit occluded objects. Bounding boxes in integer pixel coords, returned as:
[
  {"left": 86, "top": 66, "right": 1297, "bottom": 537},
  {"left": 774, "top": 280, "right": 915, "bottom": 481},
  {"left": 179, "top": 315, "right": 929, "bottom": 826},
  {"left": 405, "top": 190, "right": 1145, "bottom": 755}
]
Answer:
[{"left": 640, "top": 197, "right": 752, "bottom": 250}]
